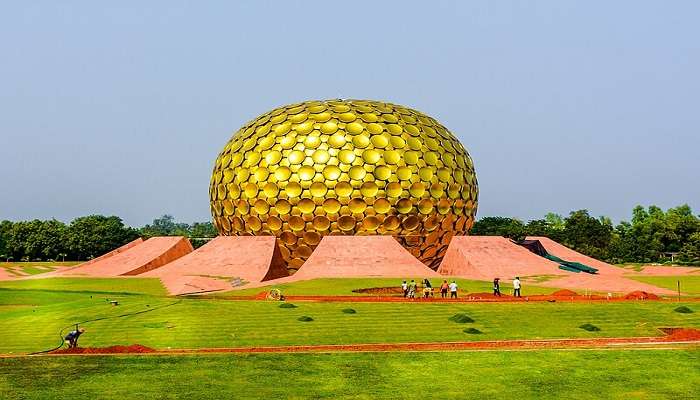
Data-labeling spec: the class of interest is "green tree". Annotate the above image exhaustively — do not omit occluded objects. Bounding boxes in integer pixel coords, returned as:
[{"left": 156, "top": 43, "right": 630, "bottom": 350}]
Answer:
[
  {"left": 470, "top": 217, "right": 526, "bottom": 240},
  {"left": 140, "top": 215, "right": 190, "bottom": 238},
  {"left": 189, "top": 221, "right": 218, "bottom": 248},
  {"left": 67, "top": 215, "right": 139, "bottom": 260},
  {"left": 6, "top": 219, "right": 68, "bottom": 261},
  {"left": 679, "top": 232, "right": 700, "bottom": 263},
  {"left": 562, "top": 210, "right": 613, "bottom": 260},
  {"left": 0, "top": 220, "right": 12, "bottom": 260}
]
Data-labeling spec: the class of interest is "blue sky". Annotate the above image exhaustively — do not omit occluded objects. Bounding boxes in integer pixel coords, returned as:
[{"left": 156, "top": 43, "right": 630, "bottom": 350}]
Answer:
[{"left": 1, "top": 1, "right": 698, "bottom": 226}]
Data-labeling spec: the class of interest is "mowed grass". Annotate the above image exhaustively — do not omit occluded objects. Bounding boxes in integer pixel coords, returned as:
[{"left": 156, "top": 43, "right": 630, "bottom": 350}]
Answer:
[
  {"left": 1, "top": 350, "right": 699, "bottom": 399},
  {"left": 0, "top": 283, "right": 698, "bottom": 353},
  {"left": 628, "top": 276, "right": 700, "bottom": 296},
  {"left": 0, "top": 277, "right": 166, "bottom": 296},
  {"left": 218, "top": 277, "right": 560, "bottom": 297},
  {"left": 0, "top": 261, "right": 80, "bottom": 276}
]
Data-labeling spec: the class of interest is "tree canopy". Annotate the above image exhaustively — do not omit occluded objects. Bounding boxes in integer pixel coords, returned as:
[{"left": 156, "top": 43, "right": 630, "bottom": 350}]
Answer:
[{"left": 0, "top": 205, "right": 698, "bottom": 265}]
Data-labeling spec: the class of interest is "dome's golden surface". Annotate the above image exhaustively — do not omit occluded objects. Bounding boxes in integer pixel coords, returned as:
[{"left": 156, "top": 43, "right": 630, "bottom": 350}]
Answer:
[{"left": 210, "top": 99, "right": 478, "bottom": 272}]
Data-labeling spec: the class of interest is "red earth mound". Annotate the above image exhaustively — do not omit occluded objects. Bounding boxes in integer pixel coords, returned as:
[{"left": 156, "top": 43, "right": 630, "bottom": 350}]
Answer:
[
  {"left": 353, "top": 287, "right": 404, "bottom": 295},
  {"left": 552, "top": 289, "right": 579, "bottom": 296},
  {"left": 51, "top": 344, "right": 155, "bottom": 354},
  {"left": 624, "top": 291, "right": 660, "bottom": 300},
  {"left": 659, "top": 328, "right": 700, "bottom": 341}
]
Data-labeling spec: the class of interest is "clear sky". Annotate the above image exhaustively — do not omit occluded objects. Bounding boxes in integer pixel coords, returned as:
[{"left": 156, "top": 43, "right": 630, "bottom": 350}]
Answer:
[{"left": 1, "top": 1, "right": 698, "bottom": 227}]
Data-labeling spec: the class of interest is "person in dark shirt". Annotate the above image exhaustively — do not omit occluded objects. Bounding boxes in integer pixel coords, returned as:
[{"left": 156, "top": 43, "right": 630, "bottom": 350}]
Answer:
[
  {"left": 64, "top": 326, "right": 86, "bottom": 348},
  {"left": 423, "top": 279, "right": 433, "bottom": 298},
  {"left": 493, "top": 277, "right": 501, "bottom": 297}
]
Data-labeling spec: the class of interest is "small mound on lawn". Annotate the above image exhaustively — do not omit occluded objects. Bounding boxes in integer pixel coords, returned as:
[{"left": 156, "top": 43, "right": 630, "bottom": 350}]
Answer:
[
  {"left": 279, "top": 303, "right": 297, "bottom": 309},
  {"left": 579, "top": 323, "right": 601, "bottom": 332},
  {"left": 51, "top": 344, "right": 155, "bottom": 354},
  {"left": 624, "top": 291, "right": 660, "bottom": 300},
  {"left": 463, "top": 328, "right": 482, "bottom": 334},
  {"left": 552, "top": 289, "right": 578, "bottom": 297},
  {"left": 674, "top": 306, "right": 694, "bottom": 314},
  {"left": 448, "top": 313, "right": 474, "bottom": 323},
  {"left": 297, "top": 316, "right": 314, "bottom": 322},
  {"left": 341, "top": 308, "right": 357, "bottom": 314}
]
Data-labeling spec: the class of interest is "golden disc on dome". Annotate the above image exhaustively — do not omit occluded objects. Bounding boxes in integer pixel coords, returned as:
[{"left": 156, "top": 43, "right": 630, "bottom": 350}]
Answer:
[
  {"left": 373, "top": 165, "right": 391, "bottom": 180},
  {"left": 288, "top": 216, "right": 305, "bottom": 231},
  {"left": 322, "top": 198, "right": 342, "bottom": 214},
  {"left": 335, "top": 182, "right": 353, "bottom": 197},
  {"left": 309, "top": 182, "right": 328, "bottom": 197},
  {"left": 285, "top": 182, "right": 302, "bottom": 197},
  {"left": 298, "top": 198, "right": 315, "bottom": 214},
  {"left": 337, "top": 215, "right": 356, "bottom": 231}
]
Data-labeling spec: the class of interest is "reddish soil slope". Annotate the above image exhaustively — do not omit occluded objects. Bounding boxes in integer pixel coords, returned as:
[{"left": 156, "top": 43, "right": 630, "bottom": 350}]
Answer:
[
  {"left": 76, "top": 238, "right": 144, "bottom": 268},
  {"left": 141, "top": 236, "right": 288, "bottom": 295},
  {"left": 292, "top": 236, "right": 440, "bottom": 280},
  {"left": 57, "top": 237, "right": 193, "bottom": 277},
  {"left": 438, "top": 236, "right": 569, "bottom": 280},
  {"left": 526, "top": 236, "right": 674, "bottom": 295},
  {"left": 527, "top": 236, "right": 621, "bottom": 274}
]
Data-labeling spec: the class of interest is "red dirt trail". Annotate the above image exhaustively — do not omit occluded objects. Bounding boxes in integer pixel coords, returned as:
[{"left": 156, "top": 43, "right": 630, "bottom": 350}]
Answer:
[
  {"left": 224, "top": 289, "right": 697, "bottom": 303},
  {"left": 51, "top": 344, "right": 155, "bottom": 354},
  {"left": 36, "top": 328, "right": 700, "bottom": 356}
]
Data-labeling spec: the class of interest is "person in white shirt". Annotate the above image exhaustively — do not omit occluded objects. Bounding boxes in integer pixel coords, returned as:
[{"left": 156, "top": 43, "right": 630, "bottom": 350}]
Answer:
[
  {"left": 449, "top": 280, "right": 458, "bottom": 298},
  {"left": 513, "top": 277, "right": 521, "bottom": 297},
  {"left": 401, "top": 280, "right": 408, "bottom": 298}
]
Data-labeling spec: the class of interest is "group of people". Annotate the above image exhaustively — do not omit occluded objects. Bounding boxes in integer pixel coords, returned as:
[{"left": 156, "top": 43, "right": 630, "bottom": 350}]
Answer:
[
  {"left": 401, "top": 279, "right": 459, "bottom": 299},
  {"left": 492, "top": 276, "right": 522, "bottom": 297},
  {"left": 400, "top": 277, "right": 523, "bottom": 299}
]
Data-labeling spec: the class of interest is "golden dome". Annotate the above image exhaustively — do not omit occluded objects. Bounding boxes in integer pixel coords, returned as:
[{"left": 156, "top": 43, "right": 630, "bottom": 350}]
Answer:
[{"left": 210, "top": 99, "right": 478, "bottom": 272}]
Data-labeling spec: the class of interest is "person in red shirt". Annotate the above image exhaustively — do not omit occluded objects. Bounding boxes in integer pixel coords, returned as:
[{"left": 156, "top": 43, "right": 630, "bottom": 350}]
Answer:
[{"left": 440, "top": 280, "right": 449, "bottom": 298}]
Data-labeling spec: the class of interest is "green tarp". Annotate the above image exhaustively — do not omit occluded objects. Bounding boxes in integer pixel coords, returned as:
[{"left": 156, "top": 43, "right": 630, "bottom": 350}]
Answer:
[{"left": 544, "top": 254, "right": 598, "bottom": 274}]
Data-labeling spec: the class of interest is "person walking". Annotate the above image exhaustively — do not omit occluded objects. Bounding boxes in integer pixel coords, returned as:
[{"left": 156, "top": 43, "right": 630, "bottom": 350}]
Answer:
[
  {"left": 401, "top": 280, "right": 408, "bottom": 298},
  {"left": 513, "top": 276, "right": 521, "bottom": 298},
  {"left": 449, "top": 280, "right": 458, "bottom": 299},
  {"left": 440, "top": 280, "right": 449, "bottom": 298},
  {"left": 493, "top": 277, "right": 501, "bottom": 297},
  {"left": 407, "top": 280, "right": 417, "bottom": 299}
]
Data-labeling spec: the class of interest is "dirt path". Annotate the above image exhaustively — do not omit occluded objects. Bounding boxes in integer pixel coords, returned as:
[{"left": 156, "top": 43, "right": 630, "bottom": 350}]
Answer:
[
  {"left": 218, "top": 291, "right": 700, "bottom": 303},
  {"left": 2, "top": 329, "right": 697, "bottom": 358}
]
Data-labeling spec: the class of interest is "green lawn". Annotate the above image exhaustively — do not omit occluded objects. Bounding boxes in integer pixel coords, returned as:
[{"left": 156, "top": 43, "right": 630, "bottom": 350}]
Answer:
[
  {"left": 218, "top": 277, "right": 561, "bottom": 297},
  {"left": 0, "top": 282, "right": 698, "bottom": 354},
  {"left": 628, "top": 276, "right": 700, "bottom": 296},
  {"left": 0, "top": 277, "right": 166, "bottom": 296},
  {"left": 1, "top": 350, "right": 698, "bottom": 399},
  {"left": 0, "top": 262, "right": 81, "bottom": 276}
]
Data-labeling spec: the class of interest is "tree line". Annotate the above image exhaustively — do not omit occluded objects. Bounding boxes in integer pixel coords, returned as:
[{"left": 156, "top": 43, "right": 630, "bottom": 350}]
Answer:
[
  {"left": 0, "top": 215, "right": 216, "bottom": 262},
  {"left": 1, "top": 205, "right": 698, "bottom": 265},
  {"left": 472, "top": 204, "right": 700, "bottom": 265}
]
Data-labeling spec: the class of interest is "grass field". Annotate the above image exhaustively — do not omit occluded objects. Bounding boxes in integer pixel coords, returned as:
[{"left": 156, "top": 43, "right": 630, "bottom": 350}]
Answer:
[
  {"left": 0, "top": 277, "right": 166, "bottom": 296},
  {"left": 1, "top": 350, "right": 698, "bottom": 399},
  {"left": 0, "top": 278, "right": 698, "bottom": 354},
  {"left": 628, "top": 276, "right": 700, "bottom": 296},
  {"left": 0, "top": 262, "right": 80, "bottom": 277},
  {"left": 217, "top": 277, "right": 561, "bottom": 297}
]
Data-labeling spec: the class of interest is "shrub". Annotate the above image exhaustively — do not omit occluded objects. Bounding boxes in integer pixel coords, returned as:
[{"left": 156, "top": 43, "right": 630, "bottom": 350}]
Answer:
[
  {"left": 279, "top": 303, "right": 297, "bottom": 309},
  {"left": 341, "top": 308, "right": 357, "bottom": 314},
  {"left": 674, "top": 306, "right": 693, "bottom": 314},
  {"left": 297, "top": 316, "right": 314, "bottom": 322},
  {"left": 463, "top": 328, "right": 482, "bottom": 334},
  {"left": 579, "top": 323, "right": 601, "bottom": 332},
  {"left": 448, "top": 313, "right": 474, "bottom": 323}
]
